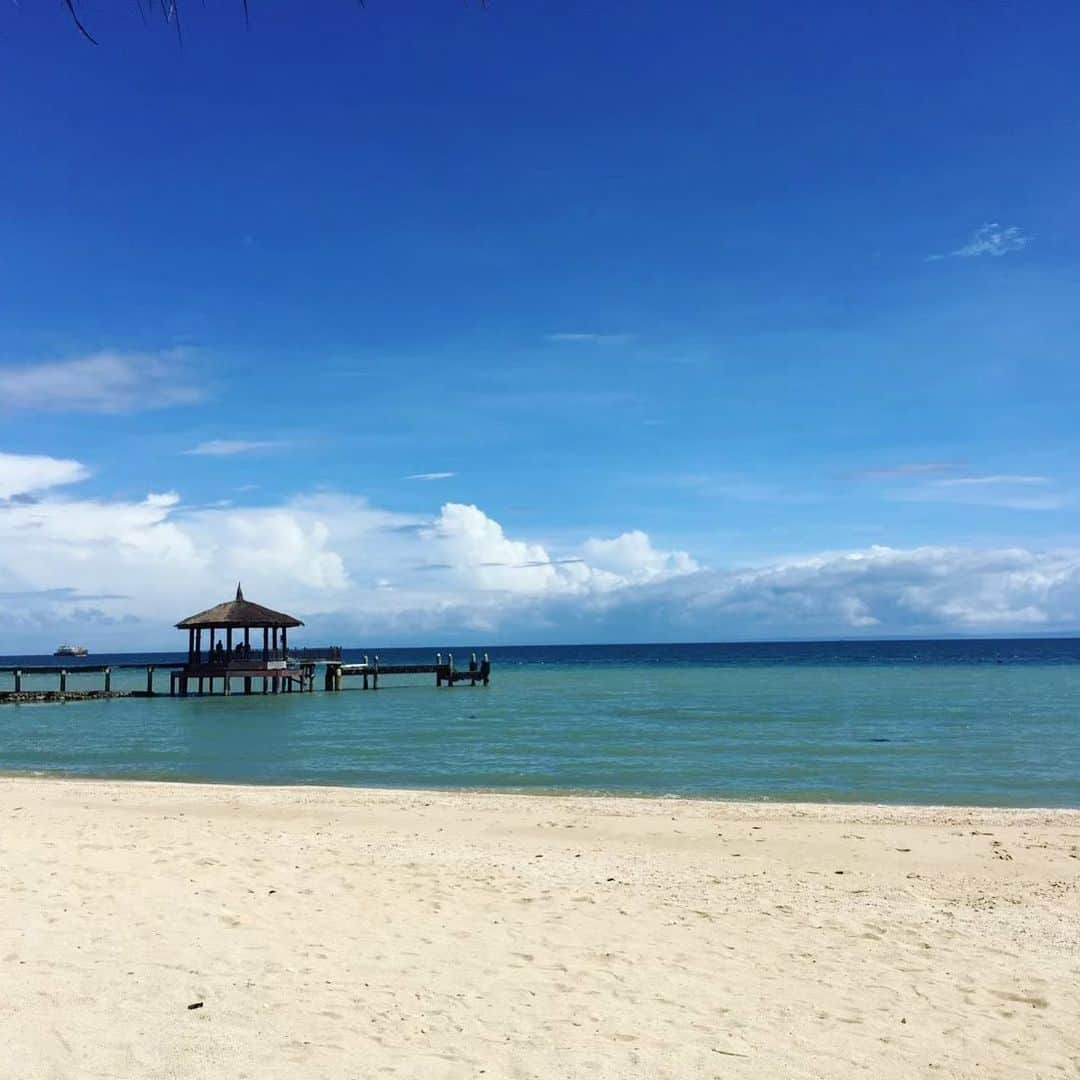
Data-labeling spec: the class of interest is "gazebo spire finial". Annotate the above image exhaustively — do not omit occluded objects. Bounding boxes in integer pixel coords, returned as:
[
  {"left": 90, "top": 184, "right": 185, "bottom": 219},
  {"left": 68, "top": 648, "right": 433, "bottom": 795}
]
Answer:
[{"left": 236, "top": 582, "right": 244, "bottom": 602}]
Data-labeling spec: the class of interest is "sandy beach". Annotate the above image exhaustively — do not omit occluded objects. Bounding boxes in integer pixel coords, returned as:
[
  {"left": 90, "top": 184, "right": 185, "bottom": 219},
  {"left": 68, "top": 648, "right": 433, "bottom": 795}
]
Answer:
[{"left": 1, "top": 778, "right": 1077, "bottom": 1079}]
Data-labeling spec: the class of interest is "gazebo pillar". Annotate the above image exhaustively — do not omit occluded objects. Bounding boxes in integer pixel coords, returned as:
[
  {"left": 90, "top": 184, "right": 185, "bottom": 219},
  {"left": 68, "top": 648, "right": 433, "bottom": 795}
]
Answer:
[
  {"left": 188, "top": 628, "right": 195, "bottom": 663},
  {"left": 262, "top": 627, "right": 268, "bottom": 662},
  {"left": 195, "top": 628, "right": 202, "bottom": 663}
]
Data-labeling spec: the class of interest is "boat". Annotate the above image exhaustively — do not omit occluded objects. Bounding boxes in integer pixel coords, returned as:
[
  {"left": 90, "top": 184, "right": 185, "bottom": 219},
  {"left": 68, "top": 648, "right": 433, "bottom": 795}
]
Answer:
[{"left": 53, "top": 644, "right": 89, "bottom": 657}]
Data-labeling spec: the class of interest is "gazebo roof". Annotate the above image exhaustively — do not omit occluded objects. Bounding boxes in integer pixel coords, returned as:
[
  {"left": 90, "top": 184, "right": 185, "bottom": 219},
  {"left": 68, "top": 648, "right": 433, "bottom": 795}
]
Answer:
[{"left": 176, "top": 585, "right": 304, "bottom": 630}]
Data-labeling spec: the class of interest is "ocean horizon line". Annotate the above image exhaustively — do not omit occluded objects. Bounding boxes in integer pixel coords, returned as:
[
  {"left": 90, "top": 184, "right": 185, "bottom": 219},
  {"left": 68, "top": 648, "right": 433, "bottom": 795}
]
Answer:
[{"left": 4, "top": 631, "right": 1080, "bottom": 661}]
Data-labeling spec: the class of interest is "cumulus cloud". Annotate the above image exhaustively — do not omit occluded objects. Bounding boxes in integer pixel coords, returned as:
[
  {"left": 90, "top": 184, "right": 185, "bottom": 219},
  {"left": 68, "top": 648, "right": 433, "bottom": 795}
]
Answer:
[
  {"left": 582, "top": 530, "right": 698, "bottom": 581},
  {"left": 182, "top": 440, "right": 284, "bottom": 457},
  {"left": 1, "top": 463, "right": 1079, "bottom": 647},
  {"left": 0, "top": 351, "right": 202, "bottom": 413},
  {"left": 671, "top": 546, "right": 1080, "bottom": 632},
  {"left": 0, "top": 477, "right": 699, "bottom": 647}
]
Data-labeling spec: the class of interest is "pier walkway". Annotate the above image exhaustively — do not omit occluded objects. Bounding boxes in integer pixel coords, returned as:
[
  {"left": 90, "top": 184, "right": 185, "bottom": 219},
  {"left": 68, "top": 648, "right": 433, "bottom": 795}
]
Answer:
[
  {"left": 1, "top": 651, "right": 492, "bottom": 703},
  {"left": 325, "top": 653, "right": 491, "bottom": 690}
]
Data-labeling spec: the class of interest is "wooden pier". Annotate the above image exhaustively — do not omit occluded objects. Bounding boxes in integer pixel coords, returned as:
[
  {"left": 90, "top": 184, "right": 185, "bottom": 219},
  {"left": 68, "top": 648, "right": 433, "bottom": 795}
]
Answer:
[
  {"left": 0, "top": 661, "right": 314, "bottom": 702},
  {"left": 324, "top": 653, "right": 491, "bottom": 690},
  {"left": 0, "top": 662, "right": 185, "bottom": 703},
  {"left": 2, "top": 584, "right": 492, "bottom": 704}
]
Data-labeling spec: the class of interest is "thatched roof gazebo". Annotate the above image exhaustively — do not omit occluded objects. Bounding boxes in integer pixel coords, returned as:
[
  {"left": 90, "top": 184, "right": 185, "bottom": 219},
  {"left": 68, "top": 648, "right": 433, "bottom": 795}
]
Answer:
[
  {"left": 173, "top": 585, "right": 310, "bottom": 696},
  {"left": 177, "top": 584, "right": 303, "bottom": 635}
]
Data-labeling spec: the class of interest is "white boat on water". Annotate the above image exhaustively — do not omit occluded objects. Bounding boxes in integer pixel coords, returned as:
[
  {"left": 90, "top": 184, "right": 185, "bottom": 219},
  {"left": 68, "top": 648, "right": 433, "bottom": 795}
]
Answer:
[{"left": 54, "top": 644, "right": 89, "bottom": 657}]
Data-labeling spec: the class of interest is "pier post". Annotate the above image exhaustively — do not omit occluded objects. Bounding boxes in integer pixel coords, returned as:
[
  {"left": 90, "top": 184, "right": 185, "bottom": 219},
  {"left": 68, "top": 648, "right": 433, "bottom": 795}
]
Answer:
[
  {"left": 447, "top": 653, "right": 454, "bottom": 687},
  {"left": 104, "top": 667, "right": 112, "bottom": 693},
  {"left": 373, "top": 655, "right": 379, "bottom": 691},
  {"left": 198, "top": 676, "right": 205, "bottom": 694},
  {"left": 59, "top": 669, "right": 67, "bottom": 693},
  {"left": 146, "top": 666, "right": 155, "bottom": 695},
  {"left": 14, "top": 670, "right": 21, "bottom": 693},
  {"left": 244, "top": 676, "right": 252, "bottom": 695},
  {"left": 180, "top": 673, "right": 189, "bottom": 697},
  {"left": 435, "top": 653, "right": 442, "bottom": 687},
  {"left": 224, "top": 673, "right": 231, "bottom": 696}
]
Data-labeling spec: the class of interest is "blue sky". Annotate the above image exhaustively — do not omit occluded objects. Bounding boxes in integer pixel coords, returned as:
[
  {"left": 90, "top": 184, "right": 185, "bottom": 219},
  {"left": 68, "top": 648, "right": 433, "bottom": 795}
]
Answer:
[{"left": 1, "top": 1, "right": 1079, "bottom": 649}]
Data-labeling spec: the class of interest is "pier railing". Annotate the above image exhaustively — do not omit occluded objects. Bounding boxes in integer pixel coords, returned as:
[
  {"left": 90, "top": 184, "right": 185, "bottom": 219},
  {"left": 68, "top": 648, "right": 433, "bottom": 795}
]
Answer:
[
  {"left": 288, "top": 646, "right": 343, "bottom": 662},
  {"left": 323, "top": 652, "right": 491, "bottom": 690}
]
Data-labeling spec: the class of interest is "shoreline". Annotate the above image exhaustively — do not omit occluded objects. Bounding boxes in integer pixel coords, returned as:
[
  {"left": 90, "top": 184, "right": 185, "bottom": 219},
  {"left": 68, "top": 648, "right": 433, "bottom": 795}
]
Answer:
[{"left": 3, "top": 770, "right": 1079, "bottom": 814}]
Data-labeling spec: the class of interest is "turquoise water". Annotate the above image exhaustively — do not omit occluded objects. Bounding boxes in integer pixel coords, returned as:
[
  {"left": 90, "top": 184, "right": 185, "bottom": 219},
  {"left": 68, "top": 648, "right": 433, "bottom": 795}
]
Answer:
[{"left": 2, "top": 641, "right": 1078, "bottom": 806}]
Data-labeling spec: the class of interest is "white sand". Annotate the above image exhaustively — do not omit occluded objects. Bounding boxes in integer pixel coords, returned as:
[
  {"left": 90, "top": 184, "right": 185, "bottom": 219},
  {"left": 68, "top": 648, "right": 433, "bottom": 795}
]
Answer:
[{"left": 1, "top": 778, "right": 1077, "bottom": 1079}]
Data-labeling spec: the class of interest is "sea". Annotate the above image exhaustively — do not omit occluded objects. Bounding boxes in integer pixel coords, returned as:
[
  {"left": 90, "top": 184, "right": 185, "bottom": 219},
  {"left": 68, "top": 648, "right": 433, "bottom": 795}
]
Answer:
[{"left": 1, "top": 640, "right": 1078, "bottom": 808}]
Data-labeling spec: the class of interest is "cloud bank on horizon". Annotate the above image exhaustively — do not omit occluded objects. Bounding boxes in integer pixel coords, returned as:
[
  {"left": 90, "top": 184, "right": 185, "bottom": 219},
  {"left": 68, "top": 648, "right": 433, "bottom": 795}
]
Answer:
[{"left": 1, "top": 452, "right": 1077, "bottom": 651}]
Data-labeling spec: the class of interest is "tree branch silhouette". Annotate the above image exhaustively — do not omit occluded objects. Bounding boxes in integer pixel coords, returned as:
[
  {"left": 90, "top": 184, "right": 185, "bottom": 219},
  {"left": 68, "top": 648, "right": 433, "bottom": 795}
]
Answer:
[{"left": 62, "top": 1, "right": 486, "bottom": 44}]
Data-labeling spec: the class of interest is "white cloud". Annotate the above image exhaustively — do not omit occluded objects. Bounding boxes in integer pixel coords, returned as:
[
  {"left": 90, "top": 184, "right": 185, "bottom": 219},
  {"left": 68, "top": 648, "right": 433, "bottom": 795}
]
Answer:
[
  {"left": 862, "top": 463, "right": 963, "bottom": 478},
  {"left": 0, "top": 482, "right": 699, "bottom": 647},
  {"left": 2, "top": 467, "right": 1079, "bottom": 647},
  {"left": 892, "top": 473, "right": 1068, "bottom": 511},
  {"left": 0, "top": 452, "right": 90, "bottom": 499},
  {"left": 673, "top": 545, "right": 1080, "bottom": 632},
  {"left": 0, "top": 351, "right": 202, "bottom": 413},
  {"left": 953, "top": 223, "right": 1028, "bottom": 258},
  {"left": 404, "top": 472, "right": 456, "bottom": 481},
  {"left": 582, "top": 530, "right": 698, "bottom": 581},
  {"left": 928, "top": 223, "right": 1028, "bottom": 261},
  {"left": 183, "top": 440, "right": 283, "bottom": 457},
  {"left": 546, "top": 332, "right": 633, "bottom": 345},
  {"left": 936, "top": 474, "right": 1050, "bottom": 487}
]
